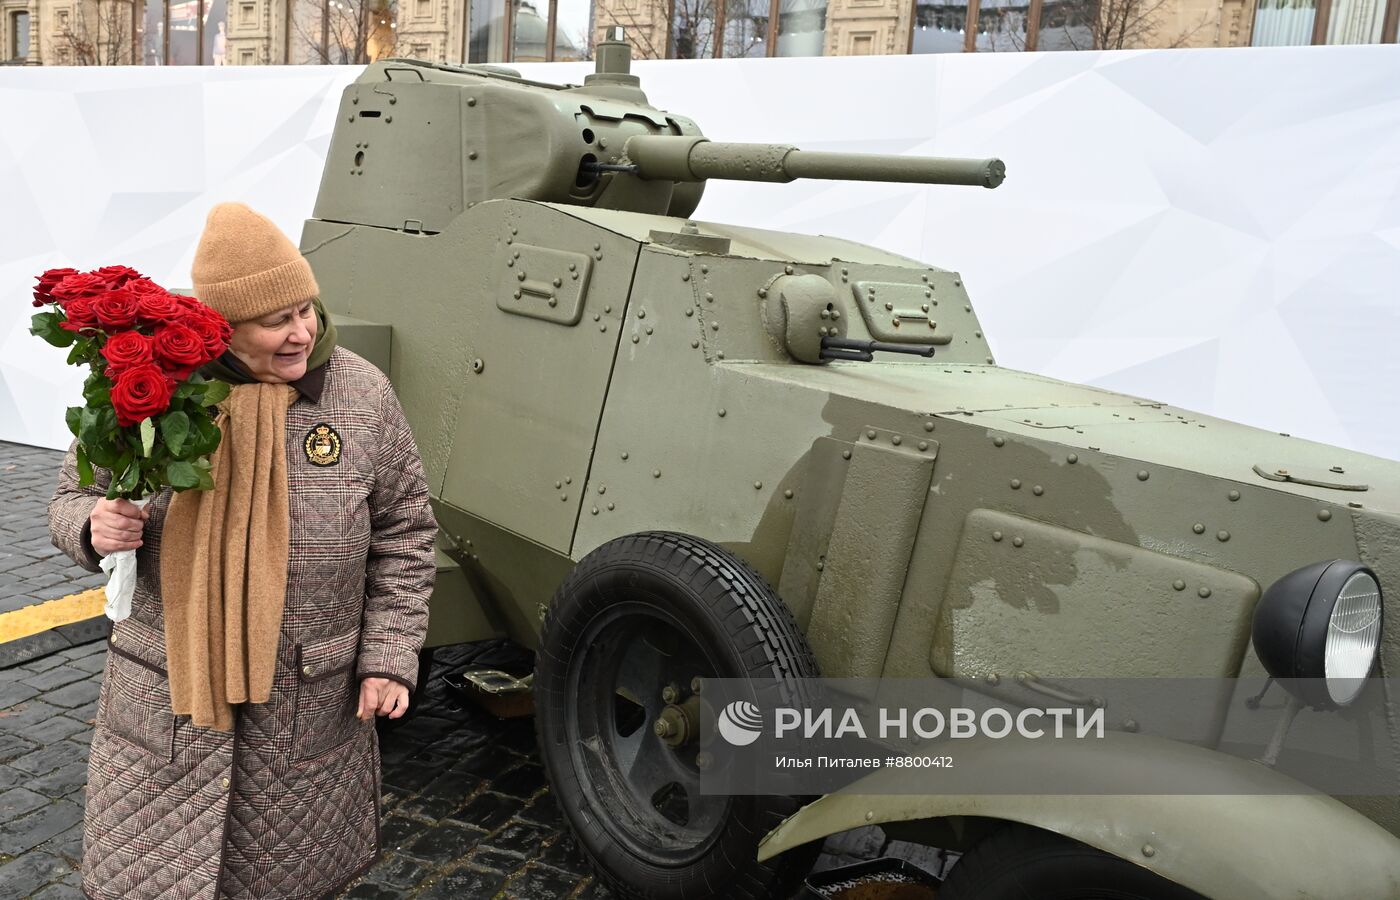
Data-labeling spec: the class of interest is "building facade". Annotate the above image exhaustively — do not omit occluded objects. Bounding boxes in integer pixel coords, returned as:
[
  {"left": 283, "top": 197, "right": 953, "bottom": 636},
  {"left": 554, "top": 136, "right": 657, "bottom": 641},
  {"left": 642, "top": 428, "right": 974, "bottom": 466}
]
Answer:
[{"left": 1, "top": 0, "right": 1396, "bottom": 67}]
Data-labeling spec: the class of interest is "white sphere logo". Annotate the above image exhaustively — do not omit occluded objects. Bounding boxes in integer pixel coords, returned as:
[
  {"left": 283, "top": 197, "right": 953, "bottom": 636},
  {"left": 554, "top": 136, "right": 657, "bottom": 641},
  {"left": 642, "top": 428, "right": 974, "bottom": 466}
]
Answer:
[{"left": 717, "top": 700, "right": 763, "bottom": 747}]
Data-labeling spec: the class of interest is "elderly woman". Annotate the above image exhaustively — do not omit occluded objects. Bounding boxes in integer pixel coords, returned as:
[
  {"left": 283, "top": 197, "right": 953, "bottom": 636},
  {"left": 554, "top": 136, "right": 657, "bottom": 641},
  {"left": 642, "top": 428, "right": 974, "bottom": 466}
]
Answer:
[{"left": 47, "top": 202, "right": 437, "bottom": 899}]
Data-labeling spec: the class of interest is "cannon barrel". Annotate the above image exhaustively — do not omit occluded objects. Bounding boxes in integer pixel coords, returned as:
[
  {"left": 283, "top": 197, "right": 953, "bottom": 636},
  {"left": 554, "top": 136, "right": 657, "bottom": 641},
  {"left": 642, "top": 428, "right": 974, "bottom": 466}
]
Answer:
[{"left": 624, "top": 135, "right": 1005, "bottom": 189}]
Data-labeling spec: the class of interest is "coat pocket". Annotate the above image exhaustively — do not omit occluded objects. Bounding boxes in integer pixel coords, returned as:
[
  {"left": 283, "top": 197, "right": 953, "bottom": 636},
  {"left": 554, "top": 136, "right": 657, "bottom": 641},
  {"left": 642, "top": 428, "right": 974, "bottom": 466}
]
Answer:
[
  {"left": 291, "top": 631, "right": 362, "bottom": 762},
  {"left": 103, "top": 636, "right": 176, "bottom": 763}
]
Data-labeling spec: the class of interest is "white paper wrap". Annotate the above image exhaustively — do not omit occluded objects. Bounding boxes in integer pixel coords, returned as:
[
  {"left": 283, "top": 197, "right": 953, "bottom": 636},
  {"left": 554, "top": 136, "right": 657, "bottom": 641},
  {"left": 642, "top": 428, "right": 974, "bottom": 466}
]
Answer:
[{"left": 99, "top": 495, "right": 152, "bottom": 623}]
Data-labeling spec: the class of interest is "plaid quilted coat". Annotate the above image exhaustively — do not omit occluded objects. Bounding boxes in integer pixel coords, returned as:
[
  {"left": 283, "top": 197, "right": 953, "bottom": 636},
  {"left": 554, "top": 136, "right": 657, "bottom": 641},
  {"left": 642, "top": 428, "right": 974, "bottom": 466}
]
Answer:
[{"left": 47, "top": 348, "right": 437, "bottom": 900}]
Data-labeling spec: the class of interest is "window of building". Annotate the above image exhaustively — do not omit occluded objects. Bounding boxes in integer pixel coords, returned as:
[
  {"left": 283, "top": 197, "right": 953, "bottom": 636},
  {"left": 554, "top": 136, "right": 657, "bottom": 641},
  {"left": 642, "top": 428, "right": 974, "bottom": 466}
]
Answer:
[
  {"left": 1252, "top": 0, "right": 1316, "bottom": 43},
  {"left": 850, "top": 31, "right": 874, "bottom": 52},
  {"left": 671, "top": 0, "right": 718, "bottom": 57},
  {"left": 57, "top": 9, "right": 70, "bottom": 29},
  {"left": 975, "top": 0, "right": 1029, "bottom": 49},
  {"left": 912, "top": 0, "right": 969, "bottom": 52},
  {"left": 9, "top": 10, "right": 29, "bottom": 59},
  {"left": 722, "top": 0, "right": 768, "bottom": 57},
  {"left": 1036, "top": 0, "right": 1094, "bottom": 49},
  {"left": 58, "top": 45, "right": 70, "bottom": 63},
  {"left": 416, "top": 0, "right": 430, "bottom": 16},
  {"left": 776, "top": 0, "right": 826, "bottom": 55},
  {"left": 240, "top": 47, "right": 254, "bottom": 62},
  {"left": 240, "top": 2, "right": 255, "bottom": 26}
]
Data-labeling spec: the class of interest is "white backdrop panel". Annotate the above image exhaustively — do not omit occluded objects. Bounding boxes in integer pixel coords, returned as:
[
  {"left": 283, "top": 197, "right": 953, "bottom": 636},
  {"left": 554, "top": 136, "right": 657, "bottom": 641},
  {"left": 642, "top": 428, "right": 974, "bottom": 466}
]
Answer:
[{"left": 3, "top": 47, "right": 1398, "bottom": 459}]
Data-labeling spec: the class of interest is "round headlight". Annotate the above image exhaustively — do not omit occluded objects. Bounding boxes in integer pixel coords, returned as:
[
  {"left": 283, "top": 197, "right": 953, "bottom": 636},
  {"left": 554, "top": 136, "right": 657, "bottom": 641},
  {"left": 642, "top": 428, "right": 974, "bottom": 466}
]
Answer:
[{"left": 1252, "top": 559, "right": 1384, "bottom": 708}]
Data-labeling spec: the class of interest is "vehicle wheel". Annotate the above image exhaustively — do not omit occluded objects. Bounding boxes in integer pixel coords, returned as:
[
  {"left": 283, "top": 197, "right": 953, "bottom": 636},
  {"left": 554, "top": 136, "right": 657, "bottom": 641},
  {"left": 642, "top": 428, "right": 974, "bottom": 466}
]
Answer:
[
  {"left": 940, "top": 824, "right": 1208, "bottom": 900},
  {"left": 536, "top": 531, "right": 822, "bottom": 900}
]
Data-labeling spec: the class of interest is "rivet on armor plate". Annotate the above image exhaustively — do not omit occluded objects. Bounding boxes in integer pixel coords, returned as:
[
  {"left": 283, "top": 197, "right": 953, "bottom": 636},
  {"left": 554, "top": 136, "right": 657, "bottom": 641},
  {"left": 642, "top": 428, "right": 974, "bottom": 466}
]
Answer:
[
  {"left": 385, "top": 116, "right": 392, "bottom": 123},
  {"left": 597, "top": 485, "right": 606, "bottom": 495},
  {"left": 593, "top": 313, "right": 601, "bottom": 321},
  {"left": 513, "top": 290, "right": 521, "bottom": 300},
  {"left": 754, "top": 481, "right": 763, "bottom": 490},
  {"left": 517, "top": 271, "right": 526, "bottom": 282},
  {"left": 553, "top": 278, "right": 562, "bottom": 288},
  {"left": 685, "top": 308, "right": 694, "bottom": 317},
  {"left": 785, "top": 265, "right": 794, "bottom": 275},
  {"left": 1216, "top": 530, "right": 1230, "bottom": 542},
  {"left": 645, "top": 327, "right": 653, "bottom": 335},
  {"left": 842, "top": 450, "right": 852, "bottom": 460},
  {"left": 513, "top": 250, "right": 520, "bottom": 258},
  {"left": 565, "top": 477, "right": 572, "bottom": 484},
  {"left": 600, "top": 324, "right": 607, "bottom": 332},
  {"left": 511, "top": 227, "right": 518, "bottom": 235},
  {"left": 921, "top": 304, "right": 929, "bottom": 313},
  {"left": 593, "top": 243, "right": 601, "bottom": 251},
  {"left": 712, "top": 322, "right": 720, "bottom": 331},
  {"left": 992, "top": 531, "right": 1003, "bottom": 542},
  {"left": 682, "top": 272, "right": 691, "bottom": 282},
  {"left": 1010, "top": 479, "right": 1022, "bottom": 489},
  {"left": 986, "top": 357, "right": 994, "bottom": 364},
  {"left": 638, "top": 309, "right": 646, "bottom": 319},
  {"left": 865, "top": 811, "right": 874, "bottom": 822},
  {"left": 352, "top": 97, "right": 359, "bottom": 105},
  {"left": 1318, "top": 509, "right": 1332, "bottom": 522},
  {"left": 974, "top": 331, "right": 982, "bottom": 338},
  {"left": 718, "top": 409, "right": 726, "bottom": 417},
  {"left": 631, "top": 334, "right": 639, "bottom": 343},
  {"left": 925, "top": 422, "right": 935, "bottom": 432},
  {"left": 706, "top": 293, "right": 715, "bottom": 302},
  {"left": 831, "top": 310, "right": 840, "bottom": 320},
  {"left": 1198, "top": 586, "right": 1212, "bottom": 598},
  {"left": 691, "top": 339, "right": 700, "bottom": 348},
  {"left": 1032, "top": 485, "right": 1044, "bottom": 496},
  {"left": 467, "top": 97, "right": 476, "bottom": 106},
  {"left": 757, "top": 288, "right": 768, "bottom": 298},
  {"left": 885, "top": 302, "right": 894, "bottom": 311},
  {"left": 468, "top": 151, "right": 478, "bottom": 160},
  {"left": 842, "top": 268, "right": 850, "bottom": 275},
  {"left": 1173, "top": 580, "right": 1185, "bottom": 591},
  {"left": 954, "top": 280, "right": 962, "bottom": 287},
  {"left": 993, "top": 436, "right": 1005, "bottom": 447},
  {"left": 817, "top": 560, "right": 824, "bottom": 570},
  {"left": 892, "top": 435, "right": 902, "bottom": 446},
  {"left": 784, "top": 489, "right": 793, "bottom": 499},
  {"left": 1067, "top": 453, "right": 1078, "bottom": 464},
  {"left": 1192, "top": 523, "right": 1205, "bottom": 534},
  {"left": 866, "top": 429, "right": 877, "bottom": 439},
  {"left": 1137, "top": 470, "right": 1150, "bottom": 481},
  {"left": 925, "top": 290, "right": 933, "bottom": 299},
  {"left": 607, "top": 503, "right": 615, "bottom": 510},
  {"left": 561, "top": 494, "right": 568, "bottom": 501},
  {"left": 1012, "top": 537, "right": 1024, "bottom": 548},
  {"left": 1142, "top": 845, "right": 1156, "bottom": 858},
  {"left": 918, "top": 441, "right": 928, "bottom": 451},
  {"left": 471, "top": 359, "right": 484, "bottom": 373},
  {"left": 964, "top": 306, "right": 971, "bottom": 313},
  {"left": 621, "top": 452, "right": 629, "bottom": 460},
  {"left": 653, "top": 469, "right": 662, "bottom": 478},
  {"left": 555, "top": 481, "right": 562, "bottom": 489},
  {"left": 548, "top": 298, "right": 557, "bottom": 308},
  {"left": 1228, "top": 490, "right": 1240, "bottom": 501},
  {"left": 591, "top": 507, "right": 598, "bottom": 515}
]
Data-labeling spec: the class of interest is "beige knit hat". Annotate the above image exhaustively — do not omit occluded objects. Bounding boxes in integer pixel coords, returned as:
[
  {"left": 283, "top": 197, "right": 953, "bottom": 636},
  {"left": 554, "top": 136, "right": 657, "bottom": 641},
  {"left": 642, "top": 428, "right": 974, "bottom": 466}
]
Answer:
[{"left": 191, "top": 202, "right": 319, "bottom": 323}]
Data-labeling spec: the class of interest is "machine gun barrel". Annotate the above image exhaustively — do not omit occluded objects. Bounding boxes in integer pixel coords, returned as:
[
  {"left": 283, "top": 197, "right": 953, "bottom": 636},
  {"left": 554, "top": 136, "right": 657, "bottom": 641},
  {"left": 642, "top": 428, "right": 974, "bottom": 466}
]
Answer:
[{"left": 624, "top": 135, "right": 1005, "bottom": 189}]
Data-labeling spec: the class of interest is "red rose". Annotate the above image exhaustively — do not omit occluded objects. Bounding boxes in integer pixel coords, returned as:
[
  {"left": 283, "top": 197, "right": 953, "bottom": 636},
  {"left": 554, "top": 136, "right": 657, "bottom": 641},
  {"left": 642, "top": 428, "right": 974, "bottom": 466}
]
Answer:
[
  {"left": 94, "top": 265, "right": 144, "bottom": 288},
  {"left": 58, "top": 296, "right": 99, "bottom": 333},
  {"left": 101, "top": 331, "right": 156, "bottom": 377},
  {"left": 51, "top": 273, "right": 110, "bottom": 304},
  {"left": 91, "top": 289, "right": 141, "bottom": 331},
  {"left": 187, "top": 313, "right": 233, "bottom": 360},
  {"left": 110, "top": 364, "right": 175, "bottom": 427},
  {"left": 135, "top": 290, "right": 184, "bottom": 326},
  {"left": 126, "top": 277, "right": 164, "bottom": 296},
  {"left": 33, "top": 267, "right": 80, "bottom": 307},
  {"left": 153, "top": 323, "right": 210, "bottom": 379}
]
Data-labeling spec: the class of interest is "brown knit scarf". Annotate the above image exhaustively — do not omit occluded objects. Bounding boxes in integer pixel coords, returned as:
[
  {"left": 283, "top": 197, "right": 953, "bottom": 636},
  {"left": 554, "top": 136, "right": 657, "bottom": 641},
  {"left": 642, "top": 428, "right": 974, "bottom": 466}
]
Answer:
[{"left": 160, "top": 382, "right": 296, "bottom": 732}]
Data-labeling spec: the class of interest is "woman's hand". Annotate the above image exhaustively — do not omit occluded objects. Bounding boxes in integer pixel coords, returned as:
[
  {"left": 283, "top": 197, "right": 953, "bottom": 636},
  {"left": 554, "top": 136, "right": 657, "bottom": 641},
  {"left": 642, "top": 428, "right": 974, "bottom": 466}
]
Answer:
[
  {"left": 89, "top": 498, "right": 149, "bottom": 556},
  {"left": 357, "top": 676, "right": 410, "bottom": 720}
]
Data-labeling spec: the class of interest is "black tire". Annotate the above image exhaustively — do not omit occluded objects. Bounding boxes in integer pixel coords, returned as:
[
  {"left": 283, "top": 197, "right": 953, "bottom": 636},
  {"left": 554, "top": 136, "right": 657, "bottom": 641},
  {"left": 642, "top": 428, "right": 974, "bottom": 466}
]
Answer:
[
  {"left": 940, "top": 824, "right": 1208, "bottom": 900},
  {"left": 536, "top": 531, "right": 822, "bottom": 900}
]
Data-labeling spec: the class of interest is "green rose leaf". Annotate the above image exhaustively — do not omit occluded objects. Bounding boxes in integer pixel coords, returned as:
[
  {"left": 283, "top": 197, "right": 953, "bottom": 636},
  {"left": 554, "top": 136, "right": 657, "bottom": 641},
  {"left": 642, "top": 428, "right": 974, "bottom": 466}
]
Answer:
[
  {"left": 111, "top": 453, "right": 140, "bottom": 496},
  {"left": 173, "top": 382, "right": 196, "bottom": 401},
  {"left": 166, "top": 460, "right": 200, "bottom": 490},
  {"left": 75, "top": 443, "right": 94, "bottom": 487},
  {"left": 29, "top": 312, "right": 75, "bottom": 348},
  {"left": 65, "top": 406, "right": 82, "bottom": 438},
  {"left": 160, "top": 411, "right": 190, "bottom": 457},
  {"left": 82, "top": 377, "right": 111, "bottom": 407},
  {"left": 201, "top": 381, "right": 231, "bottom": 407},
  {"left": 85, "top": 438, "right": 119, "bottom": 468},
  {"left": 195, "top": 468, "right": 215, "bottom": 491},
  {"left": 139, "top": 417, "right": 155, "bottom": 458}
]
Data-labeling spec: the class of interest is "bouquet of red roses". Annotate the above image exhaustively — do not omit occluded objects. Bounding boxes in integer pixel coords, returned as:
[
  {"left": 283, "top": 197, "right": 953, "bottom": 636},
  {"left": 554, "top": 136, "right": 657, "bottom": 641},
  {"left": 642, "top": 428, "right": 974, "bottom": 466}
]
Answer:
[{"left": 30, "top": 264, "right": 233, "bottom": 619}]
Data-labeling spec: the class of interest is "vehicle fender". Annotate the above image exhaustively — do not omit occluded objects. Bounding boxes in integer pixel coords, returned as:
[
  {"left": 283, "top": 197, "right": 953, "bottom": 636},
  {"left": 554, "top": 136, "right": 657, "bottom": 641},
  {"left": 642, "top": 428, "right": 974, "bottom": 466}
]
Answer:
[
  {"left": 756, "top": 732, "right": 1400, "bottom": 900},
  {"left": 423, "top": 546, "right": 506, "bottom": 648}
]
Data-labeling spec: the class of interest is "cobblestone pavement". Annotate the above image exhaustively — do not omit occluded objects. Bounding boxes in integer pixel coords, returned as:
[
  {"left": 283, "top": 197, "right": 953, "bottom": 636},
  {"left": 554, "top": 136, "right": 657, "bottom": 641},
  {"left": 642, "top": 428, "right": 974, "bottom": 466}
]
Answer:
[
  {"left": 0, "top": 442, "right": 107, "bottom": 617},
  {"left": 0, "top": 441, "right": 947, "bottom": 899}
]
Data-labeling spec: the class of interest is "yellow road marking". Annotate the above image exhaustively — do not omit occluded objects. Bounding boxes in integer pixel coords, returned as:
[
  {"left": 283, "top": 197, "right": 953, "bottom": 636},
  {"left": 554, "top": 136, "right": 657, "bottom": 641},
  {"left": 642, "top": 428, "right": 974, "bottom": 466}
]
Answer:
[{"left": 0, "top": 589, "right": 106, "bottom": 644}]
